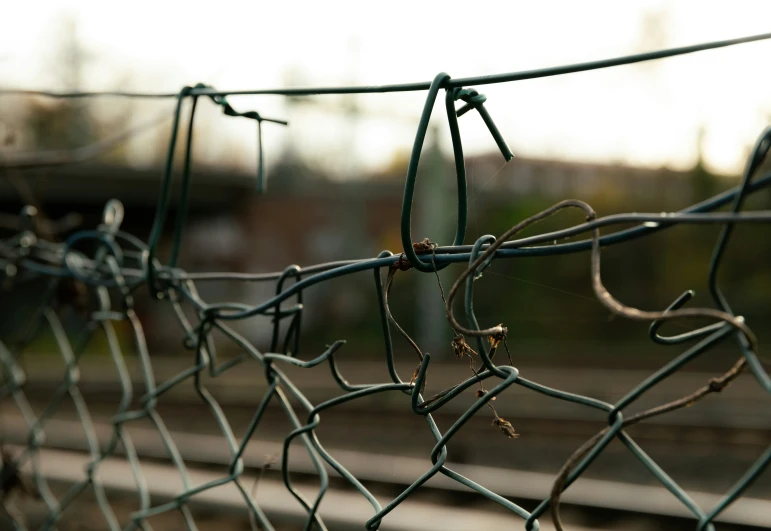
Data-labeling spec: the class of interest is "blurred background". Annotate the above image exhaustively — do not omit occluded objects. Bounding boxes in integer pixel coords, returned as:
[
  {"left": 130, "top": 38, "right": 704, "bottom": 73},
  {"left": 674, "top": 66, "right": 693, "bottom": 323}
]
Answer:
[{"left": 1, "top": 1, "right": 770, "bottom": 530}]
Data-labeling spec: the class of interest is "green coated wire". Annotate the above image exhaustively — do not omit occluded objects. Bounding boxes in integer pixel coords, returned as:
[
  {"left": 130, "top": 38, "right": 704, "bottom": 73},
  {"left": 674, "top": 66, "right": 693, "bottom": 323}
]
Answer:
[
  {"left": 3, "top": 30, "right": 771, "bottom": 531},
  {"left": 2, "top": 30, "right": 769, "bottom": 98}
]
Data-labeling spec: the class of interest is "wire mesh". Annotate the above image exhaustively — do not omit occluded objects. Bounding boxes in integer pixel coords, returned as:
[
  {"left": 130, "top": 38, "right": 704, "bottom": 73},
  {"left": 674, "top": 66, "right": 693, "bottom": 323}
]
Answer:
[{"left": 1, "top": 33, "right": 771, "bottom": 531}]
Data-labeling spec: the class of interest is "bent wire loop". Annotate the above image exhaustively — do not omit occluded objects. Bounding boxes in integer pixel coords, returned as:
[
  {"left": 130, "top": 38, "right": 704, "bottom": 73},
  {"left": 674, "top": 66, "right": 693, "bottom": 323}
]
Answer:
[{"left": 400, "top": 73, "right": 513, "bottom": 273}]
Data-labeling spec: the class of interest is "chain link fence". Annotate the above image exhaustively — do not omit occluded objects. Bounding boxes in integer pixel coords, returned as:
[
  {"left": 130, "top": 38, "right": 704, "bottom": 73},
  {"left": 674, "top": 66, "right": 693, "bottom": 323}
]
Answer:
[{"left": 1, "top": 32, "right": 771, "bottom": 531}]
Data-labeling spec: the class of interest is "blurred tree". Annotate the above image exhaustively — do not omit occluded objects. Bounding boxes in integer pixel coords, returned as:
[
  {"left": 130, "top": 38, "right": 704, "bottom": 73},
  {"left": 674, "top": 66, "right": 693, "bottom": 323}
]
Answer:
[
  {"left": 690, "top": 126, "right": 716, "bottom": 202},
  {"left": 20, "top": 15, "right": 134, "bottom": 164},
  {"left": 24, "top": 15, "right": 96, "bottom": 150},
  {"left": 23, "top": 98, "right": 85, "bottom": 151},
  {"left": 280, "top": 66, "right": 314, "bottom": 165}
]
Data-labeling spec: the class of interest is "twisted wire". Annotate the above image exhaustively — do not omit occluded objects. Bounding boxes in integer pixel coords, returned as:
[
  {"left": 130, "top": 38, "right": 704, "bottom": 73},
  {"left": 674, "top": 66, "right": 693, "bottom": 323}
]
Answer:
[{"left": 1, "top": 31, "right": 770, "bottom": 531}]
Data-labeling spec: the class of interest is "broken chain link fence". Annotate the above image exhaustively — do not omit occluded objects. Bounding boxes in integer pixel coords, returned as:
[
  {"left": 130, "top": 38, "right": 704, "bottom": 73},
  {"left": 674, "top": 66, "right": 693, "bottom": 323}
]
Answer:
[{"left": 1, "top": 31, "right": 771, "bottom": 531}]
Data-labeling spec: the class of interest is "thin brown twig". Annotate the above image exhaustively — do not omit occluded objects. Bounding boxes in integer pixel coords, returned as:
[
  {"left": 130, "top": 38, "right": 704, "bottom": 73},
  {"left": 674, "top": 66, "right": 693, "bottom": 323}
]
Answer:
[
  {"left": 438, "top": 198, "right": 760, "bottom": 528},
  {"left": 446, "top": 200, "right": 593, "bottom": 339},
  {"left": 502, "top": 337, "right": 514, "bottom": 367},
  {"left": 248, "top": 453, "right": 279, "bottom": 531},
  {"left": 431, "top": 246, "right": 483, "bottom": 393},
  {"left": 546, "top": 204, "right": 756, "bottom": 531},
  {"left": 428, "top": 247, "right": 518, "bottom": 437},
  {"left": 549, "top": 357, "right": 746, "bottom": 530},
  {"left": 445, "top": 200, "right": 755, "bottom": 351},
  {"left": 383, "top": 264, "right": 423, "bottom": 363}
]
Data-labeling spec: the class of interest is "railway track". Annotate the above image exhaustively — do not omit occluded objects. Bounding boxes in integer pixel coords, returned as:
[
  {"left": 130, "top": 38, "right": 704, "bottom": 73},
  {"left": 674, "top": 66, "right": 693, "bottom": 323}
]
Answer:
[
  {"left": 15, "top": 357, "right": 771, "bottom": 430},
  {"left": 4, "top": 359, "right": 770, "bottom": 529},
  {"left": 9, "top": 445, "right": 597, "bottom": 531},
  {"left": 2, "top": 417, "right": 770, "bottom": 530}
]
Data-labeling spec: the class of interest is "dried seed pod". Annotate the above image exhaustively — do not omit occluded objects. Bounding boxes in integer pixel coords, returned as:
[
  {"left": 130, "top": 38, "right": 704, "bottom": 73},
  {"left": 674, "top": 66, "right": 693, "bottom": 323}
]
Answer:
[
  {"left": 489, "top": 327, "right": 507, "bottom": 348},
  {"left": 492, "top": 417, "right": 519, "bottom": 439},
  {"left": 411, "top": 238, "right": 436, "bottom": 253},
  {"left": 476, "top": 389, "right": 496, "bottom": 400},
  {"left": 451, "top": 334, "right": 475, "bottom": 358}
]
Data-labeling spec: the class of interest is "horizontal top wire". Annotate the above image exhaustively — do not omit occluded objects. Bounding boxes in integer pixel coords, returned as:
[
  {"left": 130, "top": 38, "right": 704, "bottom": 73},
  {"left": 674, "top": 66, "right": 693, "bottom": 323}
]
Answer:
[{"left": 1, "top": 31, "right": 770, "bottom": 99}]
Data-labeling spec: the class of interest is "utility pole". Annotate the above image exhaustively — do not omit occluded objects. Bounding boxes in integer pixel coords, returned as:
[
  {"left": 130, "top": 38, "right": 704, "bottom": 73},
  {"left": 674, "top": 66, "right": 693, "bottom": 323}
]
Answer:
[
  {"left": 341, "top": 35, "right": 361, "bottom": 180},
  {"left": 416, "top": 125, "right": 452, "bottom": 356}
]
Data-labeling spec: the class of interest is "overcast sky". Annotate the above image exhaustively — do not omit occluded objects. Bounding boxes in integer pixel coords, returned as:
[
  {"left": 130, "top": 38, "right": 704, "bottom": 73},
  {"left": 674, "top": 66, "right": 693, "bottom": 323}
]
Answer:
[{"left": 2, "top": 1, "right": 771, "bottom": 177}]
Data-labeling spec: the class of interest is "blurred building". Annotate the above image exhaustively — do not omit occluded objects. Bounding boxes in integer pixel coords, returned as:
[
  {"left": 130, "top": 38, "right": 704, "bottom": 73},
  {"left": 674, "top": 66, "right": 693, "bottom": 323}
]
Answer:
[{"left": 1, "top": 153, "right": 705, "bottom": 357}]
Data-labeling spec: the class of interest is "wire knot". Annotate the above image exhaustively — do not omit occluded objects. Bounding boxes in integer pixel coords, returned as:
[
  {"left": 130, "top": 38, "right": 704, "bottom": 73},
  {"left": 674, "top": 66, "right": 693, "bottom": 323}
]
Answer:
[
  {"left": 454, "top": 88, "right": 487, "bottom": 113},
  {"left": 451, "top": 87, "right": 513, "bottom": 161}
]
